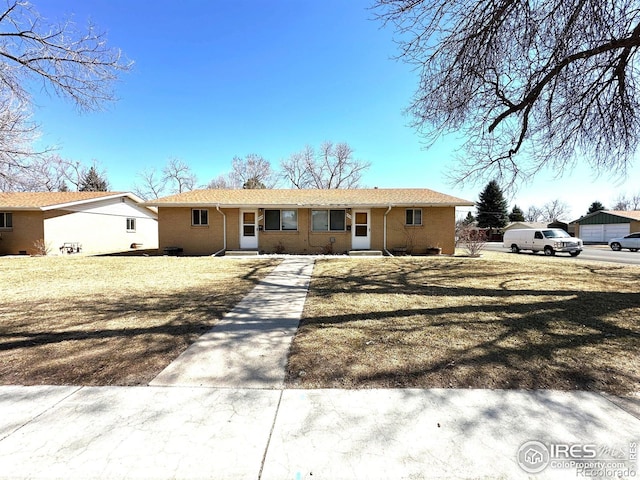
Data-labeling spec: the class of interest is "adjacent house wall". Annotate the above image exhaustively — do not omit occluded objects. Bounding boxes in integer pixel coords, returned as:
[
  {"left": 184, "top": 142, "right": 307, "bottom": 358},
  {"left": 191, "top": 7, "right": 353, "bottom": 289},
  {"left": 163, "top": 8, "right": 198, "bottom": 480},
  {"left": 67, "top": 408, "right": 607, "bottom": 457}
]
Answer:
[
  {"left": 0, "top": 211, "right": 45, "bottom": 255},
  {"left": 0, "top": 197, "right": 158, "bottom": 256}
]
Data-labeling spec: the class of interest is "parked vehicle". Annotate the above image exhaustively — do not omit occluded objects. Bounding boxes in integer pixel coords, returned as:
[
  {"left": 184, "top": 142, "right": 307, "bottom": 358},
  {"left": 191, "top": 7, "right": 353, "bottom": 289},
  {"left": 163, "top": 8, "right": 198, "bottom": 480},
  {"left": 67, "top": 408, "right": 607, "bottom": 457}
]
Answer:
[
  {"left": 608, "top": 232, "right": 640, "bottom": 252},
  {"left": 503, "top": 228, "right": 583, "bottom": 256}
]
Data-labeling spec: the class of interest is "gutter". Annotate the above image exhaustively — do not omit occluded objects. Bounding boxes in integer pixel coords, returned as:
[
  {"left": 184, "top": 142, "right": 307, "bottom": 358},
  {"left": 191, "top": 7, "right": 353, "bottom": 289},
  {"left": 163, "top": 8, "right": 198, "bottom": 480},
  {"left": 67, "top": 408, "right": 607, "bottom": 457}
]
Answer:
[
  {"left": 383, "top": 205, "right": 393, "bottom": 256},
  {"left": 212, "top": 205, "right": 226, "bottom": 256}
]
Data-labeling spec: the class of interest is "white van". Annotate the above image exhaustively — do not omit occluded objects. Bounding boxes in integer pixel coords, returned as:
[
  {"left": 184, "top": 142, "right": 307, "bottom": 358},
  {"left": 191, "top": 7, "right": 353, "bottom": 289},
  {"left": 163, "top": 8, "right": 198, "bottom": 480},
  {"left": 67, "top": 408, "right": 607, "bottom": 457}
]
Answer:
[{"left": 503, "top": 228, "right": 583, "bottom": 256}]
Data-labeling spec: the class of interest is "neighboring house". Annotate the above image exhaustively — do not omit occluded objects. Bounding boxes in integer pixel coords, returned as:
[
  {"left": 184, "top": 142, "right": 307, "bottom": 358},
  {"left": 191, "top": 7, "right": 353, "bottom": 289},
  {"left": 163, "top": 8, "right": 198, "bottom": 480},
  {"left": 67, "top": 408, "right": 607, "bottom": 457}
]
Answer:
[
  {"left": 148, "top": 188, "right": 474, "bottom": 255},
  {"left": 572, "top": 210, "right": 640, "bottom": 243},
  {"left": 504, "top": 222, "right": 549, "bottom": 231},
  {"left": 0, "top": 192, "right": 158, "bottom": 256},
  {"left": 504, "top": 221, "right": 571, "bottom": 234}
]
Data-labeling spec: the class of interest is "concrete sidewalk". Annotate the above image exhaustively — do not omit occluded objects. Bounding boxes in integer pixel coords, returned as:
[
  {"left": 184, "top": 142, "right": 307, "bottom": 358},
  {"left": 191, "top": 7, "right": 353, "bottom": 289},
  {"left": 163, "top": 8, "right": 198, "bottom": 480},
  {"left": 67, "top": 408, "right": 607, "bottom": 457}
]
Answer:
[
  {"left": 0, "top": 385, "right": 638, "bottom": 479},
  {"left": 150, "top": 257, "right": 315, "bottom": 388}
]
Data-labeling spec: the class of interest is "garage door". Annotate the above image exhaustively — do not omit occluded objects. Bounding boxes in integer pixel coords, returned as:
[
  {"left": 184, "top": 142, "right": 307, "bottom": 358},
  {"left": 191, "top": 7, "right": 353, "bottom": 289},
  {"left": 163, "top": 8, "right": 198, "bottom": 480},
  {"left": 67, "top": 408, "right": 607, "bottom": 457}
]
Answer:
[
  {"left": 604, "top": 224, "right": 630, "bottom": 241},
  {"left": 580, "top": 225, "right": 604, "bottom": 242},
  {"left": 580, "top": 224, "right": 630, "bottom": 242}
]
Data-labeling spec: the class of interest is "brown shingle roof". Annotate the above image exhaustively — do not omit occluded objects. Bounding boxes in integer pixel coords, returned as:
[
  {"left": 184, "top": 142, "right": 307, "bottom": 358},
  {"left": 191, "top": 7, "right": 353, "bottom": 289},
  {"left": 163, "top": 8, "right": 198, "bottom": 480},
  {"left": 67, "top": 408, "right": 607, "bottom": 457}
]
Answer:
[
  {"left": 0, "top": 192, "right": 128, "bottom": 210},
  {"left": 148, "top": 188, "right": 474, "bottom": 207},
  {"left": 607, "top": 210, "right": 640, "bottom": 221}
]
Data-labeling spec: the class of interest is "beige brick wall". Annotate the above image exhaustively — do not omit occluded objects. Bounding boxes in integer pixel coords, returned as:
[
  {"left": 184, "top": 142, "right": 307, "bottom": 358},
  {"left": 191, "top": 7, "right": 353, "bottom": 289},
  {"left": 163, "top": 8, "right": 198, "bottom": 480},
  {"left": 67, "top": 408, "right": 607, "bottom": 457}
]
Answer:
[
  {"left": 158, "top": 207, "right": 225, "bottom": 255},
  {"left": 384, "top": 207, "right": 456, "bottom": 254},
  {"left": 0, "top": 211, "right": 45, "bottom": 255},
  {"left": 158, "top": 205, "right": 457, "bottom": 255}
]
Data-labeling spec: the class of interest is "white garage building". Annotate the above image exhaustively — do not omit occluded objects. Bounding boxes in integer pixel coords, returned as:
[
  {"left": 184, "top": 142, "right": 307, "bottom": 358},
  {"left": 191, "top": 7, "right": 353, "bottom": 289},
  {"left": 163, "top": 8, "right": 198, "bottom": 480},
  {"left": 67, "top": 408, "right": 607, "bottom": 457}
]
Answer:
[{"left": 573, "top": 210, "right": 640, "bottom": 243}]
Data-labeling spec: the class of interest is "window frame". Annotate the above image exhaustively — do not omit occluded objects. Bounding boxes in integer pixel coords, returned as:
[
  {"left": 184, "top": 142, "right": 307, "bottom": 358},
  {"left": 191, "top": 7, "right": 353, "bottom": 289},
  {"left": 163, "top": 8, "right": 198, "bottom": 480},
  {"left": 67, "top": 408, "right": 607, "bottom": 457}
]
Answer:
[
  {"left": 192, "top": 208, "right": 209, "bottom": 226},
  {"left": 311, "top": 209, "right": 346, "bottom": 232},
  {"left": 126, "top": 217, "right": 136, "bottom": 232},
  {"left": 0, "top": 212, "right": 12, "bottom": 229},
  {"left": 264, "top": 209, "right": 298, "bottom": 232},
  {"left": 405, "top": 208, "right": 423, "bottom": 226}
]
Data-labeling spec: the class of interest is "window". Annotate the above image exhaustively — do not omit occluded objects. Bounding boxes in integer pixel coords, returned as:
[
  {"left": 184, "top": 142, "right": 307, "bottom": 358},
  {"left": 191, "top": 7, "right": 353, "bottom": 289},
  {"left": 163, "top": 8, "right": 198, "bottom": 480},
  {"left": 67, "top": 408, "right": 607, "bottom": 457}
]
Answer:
[
  {"left": 126, "top": 218, "right": 136, "bottom": 232},
  {"left": 264, "top": 209, "right": 298, "bottom": 231},
  {"left": 311, "top": 209, "right": 346, "bottom": 231},
  {"left": 0, "top": 212, "right": 12, "bottom": 229},
  {"left": 406, "top": 208, "right": 422, "bottom": 226},
  {"left": 192, "top": 209, "right": 209, "bottom": 226}
]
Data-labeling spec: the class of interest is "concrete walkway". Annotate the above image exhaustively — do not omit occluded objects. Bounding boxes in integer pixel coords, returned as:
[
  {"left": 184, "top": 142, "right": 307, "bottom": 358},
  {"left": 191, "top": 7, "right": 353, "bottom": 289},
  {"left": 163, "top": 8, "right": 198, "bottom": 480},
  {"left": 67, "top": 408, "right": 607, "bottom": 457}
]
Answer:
[
  {"left": 1, "top": 256, "right": 639, "bottom": 479},
  {"left": 151, "top": 257, "right": 314, "bottom": 388}
]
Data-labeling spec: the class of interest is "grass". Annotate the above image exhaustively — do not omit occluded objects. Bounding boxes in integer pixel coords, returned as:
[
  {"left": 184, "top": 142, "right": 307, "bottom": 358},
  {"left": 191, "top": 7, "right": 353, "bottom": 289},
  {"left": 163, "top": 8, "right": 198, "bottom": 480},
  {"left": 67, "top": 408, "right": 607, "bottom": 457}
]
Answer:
[
  {"left": 286, "top": 252, "right": 640, "bottom": 395},
  {"left": 0, "top": 256, "right": 278, "bottom": 386}
]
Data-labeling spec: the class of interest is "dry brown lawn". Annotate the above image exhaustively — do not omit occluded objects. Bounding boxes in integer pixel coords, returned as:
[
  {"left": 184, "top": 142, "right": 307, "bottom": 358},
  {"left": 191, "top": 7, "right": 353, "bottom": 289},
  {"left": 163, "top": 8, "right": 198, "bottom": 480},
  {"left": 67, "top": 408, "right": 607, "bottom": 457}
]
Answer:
[
  {"left": 287, "top": 252, "right": 640, "bottom": 395},
  {"left": 0, "top": 256, "right": 278, "bottom": 385}
]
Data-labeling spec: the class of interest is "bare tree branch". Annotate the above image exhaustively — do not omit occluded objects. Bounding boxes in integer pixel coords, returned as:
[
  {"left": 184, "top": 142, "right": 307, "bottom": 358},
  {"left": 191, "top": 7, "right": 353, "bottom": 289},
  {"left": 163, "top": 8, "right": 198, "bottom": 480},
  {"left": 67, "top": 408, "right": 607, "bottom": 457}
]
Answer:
[
  {"left": 281, "top": 141, "right": 370, "bottom": 189},
  {"left": 0, "top": 0, "right": 131, "bottom": 190},
  {"left": 374, "top": 0, "right": 640, "bottom": 187}
]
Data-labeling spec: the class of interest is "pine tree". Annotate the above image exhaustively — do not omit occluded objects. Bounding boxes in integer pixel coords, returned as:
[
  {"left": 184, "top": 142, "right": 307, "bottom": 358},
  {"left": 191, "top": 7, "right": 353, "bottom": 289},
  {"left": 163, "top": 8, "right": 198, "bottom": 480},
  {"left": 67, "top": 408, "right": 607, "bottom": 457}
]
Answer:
[
  {"left": 476, "top": 180, "right": 508, "bottom": 229},
  {"left": 587, "top": 201, "right": 606, "bottom": 214},
  {"left": 79, "top": 166, "right": 108, "bottom": 192},
  {"left": 509, "top": 205, "right": 525, "bottom": 222},
  {"left": 463, "top": 211, "right": 475, "bottom": 225}
]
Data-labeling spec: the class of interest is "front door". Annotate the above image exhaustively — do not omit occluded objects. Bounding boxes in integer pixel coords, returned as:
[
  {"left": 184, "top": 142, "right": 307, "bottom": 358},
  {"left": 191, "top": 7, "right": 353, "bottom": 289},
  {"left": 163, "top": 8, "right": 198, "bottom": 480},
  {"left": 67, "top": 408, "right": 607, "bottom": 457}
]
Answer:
[
  {"left": 351, "top": 209, "right": 371, "bottom": 250},
  {"left": 240, "top": 210, "right": 258, "bottom": 249}
]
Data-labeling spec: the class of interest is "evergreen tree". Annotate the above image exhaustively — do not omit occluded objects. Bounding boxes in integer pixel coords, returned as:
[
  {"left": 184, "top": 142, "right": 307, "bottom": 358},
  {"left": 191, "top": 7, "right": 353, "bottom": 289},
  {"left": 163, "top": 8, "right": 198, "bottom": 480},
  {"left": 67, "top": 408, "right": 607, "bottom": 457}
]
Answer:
[
  {"left": 587, "top": 201, "right": 606, "bottom": 214},
  {"left": 508, "top": 205, "right": 525, "bottom": 222},
  {"left": 243, "top": 176, "right": 266, "bottom": 189},
  {"left": 79, "top": 166, "right": 108, "bottom": 192},
  {"left": 476, "top": 180, "right": 508, "bottom": 229},
  {"left": 462, "top": 211, "right": 475, "bottom": 225}
]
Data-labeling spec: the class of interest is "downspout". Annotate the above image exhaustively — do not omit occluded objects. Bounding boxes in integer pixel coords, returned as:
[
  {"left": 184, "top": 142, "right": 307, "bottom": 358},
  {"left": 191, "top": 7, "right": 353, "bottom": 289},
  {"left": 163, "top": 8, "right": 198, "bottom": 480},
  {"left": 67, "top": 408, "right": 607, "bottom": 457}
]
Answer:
[
  {"left": 212, "top": 205, "right": 226, "bottom": 256},
  {"left": 383, "top": 205, "right": 393, "bottom": 256}
]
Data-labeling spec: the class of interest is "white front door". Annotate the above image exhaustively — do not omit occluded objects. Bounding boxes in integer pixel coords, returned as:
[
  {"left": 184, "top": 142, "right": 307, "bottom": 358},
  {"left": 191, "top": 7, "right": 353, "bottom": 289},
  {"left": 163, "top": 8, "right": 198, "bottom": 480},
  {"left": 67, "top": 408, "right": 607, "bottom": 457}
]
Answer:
[
  {"left": 351, "top": 209, "right": 371, "bottom": 250},
  {"left": 240, "top": 210, "right": 258, "bottom": 249}
]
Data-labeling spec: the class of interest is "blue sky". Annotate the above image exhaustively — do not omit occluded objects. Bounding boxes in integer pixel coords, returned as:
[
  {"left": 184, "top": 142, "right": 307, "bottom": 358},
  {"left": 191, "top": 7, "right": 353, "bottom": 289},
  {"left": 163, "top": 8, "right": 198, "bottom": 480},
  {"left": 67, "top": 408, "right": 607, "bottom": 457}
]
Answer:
[{"left": 31, "top": 0, "right": 639, "bottom": 220}]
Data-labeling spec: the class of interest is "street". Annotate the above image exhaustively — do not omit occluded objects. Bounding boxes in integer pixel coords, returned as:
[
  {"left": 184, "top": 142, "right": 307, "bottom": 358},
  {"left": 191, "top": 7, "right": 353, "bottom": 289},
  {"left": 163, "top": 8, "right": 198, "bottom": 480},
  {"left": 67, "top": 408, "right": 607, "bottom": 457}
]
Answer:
[{"left": 483, "top": 242, "right": 640, "bottom": 266}]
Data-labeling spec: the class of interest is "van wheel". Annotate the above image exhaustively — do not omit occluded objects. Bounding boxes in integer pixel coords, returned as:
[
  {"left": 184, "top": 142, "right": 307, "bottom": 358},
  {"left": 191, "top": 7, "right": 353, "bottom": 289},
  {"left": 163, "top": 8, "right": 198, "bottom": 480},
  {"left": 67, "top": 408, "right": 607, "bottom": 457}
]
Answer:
[
  {"left": 610, "top": 242, "right": 622, "bottom": 251},
  {"left": 544, "top": 246, "right": 555, "bottom": 256},
  {"left": 570, "top": 251, "right": 581, "bottom": 257},
  {"left": 510, "top": 244, "right": 520, "bottom": 253},
  {"left": 630, "top": 248, "right": 638, "bottom": 252}
]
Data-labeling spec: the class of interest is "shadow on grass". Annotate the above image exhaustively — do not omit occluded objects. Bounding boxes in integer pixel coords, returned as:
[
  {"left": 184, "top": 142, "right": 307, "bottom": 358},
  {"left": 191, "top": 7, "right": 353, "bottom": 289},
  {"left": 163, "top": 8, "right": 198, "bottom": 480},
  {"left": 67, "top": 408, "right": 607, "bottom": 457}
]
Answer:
[
  {"left": 0, "top": 262, "right": 279, "bottom": 386},
  {"left": 287, "top": 259, "right": 640, "bottom": 395}
]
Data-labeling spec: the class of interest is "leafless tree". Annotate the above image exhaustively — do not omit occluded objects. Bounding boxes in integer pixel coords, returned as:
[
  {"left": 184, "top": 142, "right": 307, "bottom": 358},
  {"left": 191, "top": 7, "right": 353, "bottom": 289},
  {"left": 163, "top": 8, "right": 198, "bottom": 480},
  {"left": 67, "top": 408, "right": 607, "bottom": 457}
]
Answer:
[
  {"left": 206, "top": 174, "right": 235, "bottom": 189},
  {"left": 162, "top": 158, "right": 197, "bottom": 194},
  {"left": 229, "top": 154, "right": 277, "bottom": 189},
  {"left": 458, "top": 226, "right": 487, "bottom": 256},
  {"left": 281, "top": 141, "right": 370, "bottom": 189},
  {"left": 280, "top": 145, "right": 314, "bottom": 189},
  {"left": 525, "top": 206, "right": 544, "bottom": 223},
  {"left": 374, "top": 0, "right": 640, "bottom": 187},
  {"left": 541, "top": 199, "right": 571, "bottom": 222},
  {"left": 612, "top": 192, "right": 640, "bottom": 210},
  {"left": 0, "top": 0, "right": 131, "bottom": 189},
  {"left": 133, "top": 167, "right": 167, "bottom": 200}
]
